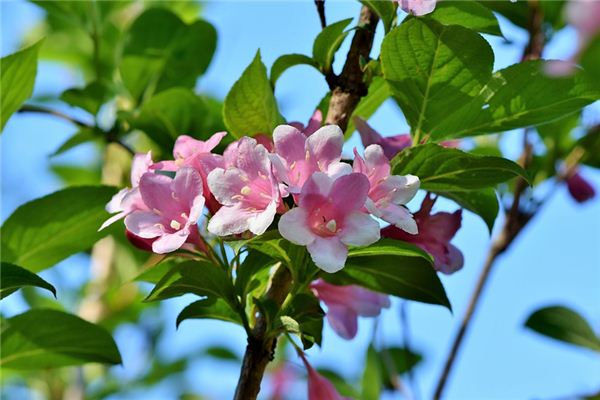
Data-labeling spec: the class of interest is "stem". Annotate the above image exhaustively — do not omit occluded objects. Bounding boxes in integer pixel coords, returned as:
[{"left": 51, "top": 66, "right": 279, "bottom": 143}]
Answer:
[
  {"left": 233, "top": 6, "right": 379, "bottom": 399},
  {"left": 433, "top": 2, "right": 544, "bottom": 398},
  {"left": 18, "top": 104, "right": 91, "bottom": 128},
  {"left": 314, "top": 0, "right": 327, "bottom": 29}
]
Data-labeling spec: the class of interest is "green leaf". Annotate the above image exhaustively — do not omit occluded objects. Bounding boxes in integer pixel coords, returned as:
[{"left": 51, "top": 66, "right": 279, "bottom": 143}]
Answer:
[
  {"left": 133, "top": 88, "right": 211, "bottom": 150},
  {"left": 361, "top": 0, "right": 397, "bottom": 33},
  {"left": 270, "top": 53, "right": 319, "bottom": 86},
  {"left": 0, "top": 262, "right": 56, "bottom": 299},
  {"left": 438, "top": 189, "right": 498, "bottom": 233},
  {"left": 525, "top": 306, "right": 600, "bottom": 353},
  {"left": 1, "top": 309, "right": 121, "bottom": 369},
  {"left": 312, "top": 18, "right": 353, "bottom": 73},
  {"left": 576, "top": 126, "right": 600, "bottom": 169},
  {"left": 327, "top": 239, "right": 451, "bottom": 309},
  {"left": 345, "top": 77, "right": 391, "bottom": 138},
  {"left": 0, "top": 186, "right": 117, "bottom": 272},
  {"left": 391, "top": 144, "right": 528, "bottom": 191},
  {"left": 378, "top": 346, "right": 422, "bottom": 379},
  {"left": 435, "top": 61, "right": 600, "bottom": 139},
  {"left": 176, "top": 298, "right": 242, "bottom": 328},
  {"left": 145, "top": 260, "right": 235, "bottom": 305},
  {"left": 60, "top": 81, "right": 110, "bottom": 115},
  {"left": 223, "top": 51, "right": 283, "bottom": 138},
  {"left": 203, "top": 345, "right": 240, "bottom": 361},
  {"left": 581, "top": 36, "right": 600, "bottom": 87},
  {"left": 428, "top": 1, "right": 503, "bottom": 36},
  {"left": 50, "top": 164, "right": 102, "bottom": 186},
  {"left": 1, "top": 40, "right": 42, "bottom": 131},
  {"left": 381, "top": 18, "right": 493, "bottom": 137},
  {"left": 278, "top": 292, "right": 324, "bottom": 349},
  {"left": 361, "top": 346, "right": 382, "bottom": 400},
  {"left": 235, "top": 250, "right": 277, "bottom": 297},
  {"left": 51, "top": 128, "right": 98, "bottom": 156},
  {"left": 120, "top": 8, "right": 216, "bottom": 102}
]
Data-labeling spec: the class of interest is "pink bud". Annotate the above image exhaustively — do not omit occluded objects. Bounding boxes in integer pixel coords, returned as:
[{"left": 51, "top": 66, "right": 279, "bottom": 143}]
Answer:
[{"left": 566, "top": 171, "right": 596, "bottom": 203}]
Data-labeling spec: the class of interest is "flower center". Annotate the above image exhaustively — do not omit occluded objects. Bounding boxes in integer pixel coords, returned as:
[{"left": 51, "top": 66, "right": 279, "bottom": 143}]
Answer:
[{"left": 170, "top": 220, "right": 181, "bottom": 230}]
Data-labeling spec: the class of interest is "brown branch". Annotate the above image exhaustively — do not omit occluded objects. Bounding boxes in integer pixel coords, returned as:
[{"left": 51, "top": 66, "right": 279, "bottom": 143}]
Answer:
[
  {"left": 325, "top": 5, "right": 379, "bottom": 132},
  {"left": 233, "top": 6, "right": 380, "bottom": 399},
  {"left": 433, "top": 1, "right": 545, "bottom": 398},
  {"left": 233, "top": 265, "right": 292, "bottom": 400},
  {"left": 314, "top": 0, "right": 327, "bottom": 29}
]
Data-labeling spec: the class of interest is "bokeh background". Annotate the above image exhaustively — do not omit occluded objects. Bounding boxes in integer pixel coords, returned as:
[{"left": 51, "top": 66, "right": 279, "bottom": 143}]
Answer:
[{"left": 1, "top": 1, "right": 599, "bottom": 399}]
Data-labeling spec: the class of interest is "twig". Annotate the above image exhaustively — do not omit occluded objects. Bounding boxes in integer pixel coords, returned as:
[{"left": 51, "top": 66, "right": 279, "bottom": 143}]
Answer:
[
  {"left": 233, "top": 6, "right": 380, "bottom": 399},
  {"left": 432, "top": 1, "right": 545, "bottom": 398},
  {"left": 18, "top": 104, "right": 91, "bottom": 128},
  {"left": 325, "top": 5, "right": 379, "bottom": 132},
  {"left": 314, "top": 0, "right": 327, "bottom": 29}
]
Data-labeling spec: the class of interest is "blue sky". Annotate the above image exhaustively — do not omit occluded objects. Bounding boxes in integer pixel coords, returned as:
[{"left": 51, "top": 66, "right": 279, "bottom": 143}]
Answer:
[{"left": 1, "top": 1, "right": 599, "bottom": 399}]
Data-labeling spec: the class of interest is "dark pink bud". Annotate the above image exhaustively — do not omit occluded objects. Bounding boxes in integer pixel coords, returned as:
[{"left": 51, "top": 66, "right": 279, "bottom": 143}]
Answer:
[{"left": 567, "top": 171, "right": 596, "bottom": 203}]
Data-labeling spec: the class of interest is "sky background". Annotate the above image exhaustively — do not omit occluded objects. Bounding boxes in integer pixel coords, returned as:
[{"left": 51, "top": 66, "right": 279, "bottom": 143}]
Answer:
[{"left": 1, "top": 1, "right": 599, "bottom": 399}]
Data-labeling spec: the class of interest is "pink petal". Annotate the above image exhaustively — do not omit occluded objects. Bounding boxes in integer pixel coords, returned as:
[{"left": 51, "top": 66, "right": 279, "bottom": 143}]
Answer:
[
  {"left": 350, "top": 287, "right": 391, "bottom": 316},
  {"left": 567, "top": 171, "right": 596, "bottom": 203},
  {"left": 247, "top": 200, "right": 277, "bottom": 235},
  {"left": 207, "top": 167, "right": 246, "bottom": 207},
  {"left": 306, "top": 125, "right": 344, "bottom": 165},
  {"left": 400, "top": 0, "right": 437, "bottom": 16},
  {"left": 207, "top": 203, "right": 252, "bottom": 236},
  {"left": 330, "top": 173, "right": 370, "bottom": 214},
  {"left": 99, "top": 211, "right": 127, "bottom": 231},
  {"left": 438, "top": 243, "right": 464, "bottom": 275},
  {"left": 279, "top": 207, "right": 317, "bottom": 245},
  {"left": 105, "top": 188, "right": 129, "bottom": 214},
  {"left": 377, "top": 203, "right": 418, "bottom": 234},
  {"left": 173, "top": 167, "right": 203, "bottom": 206},
  {"left": 299, "top": 172, "right": 334, "bottom": 209},
  {"left": 362, "top": 144, "right": 391, "bottom": 182},
  {"left": 303, "top": 110, "right": 323, "bottom": 136},
  {"left": 385, "top": 174, "right": 420, "bottom": 205},
  {"left": 138, "top": 173, "right": 180, "bottom": 217},
  {"left": 152, "top": 230, "right": 189, "bottom": 254},
  {"left": 236, "top": 137, "right": 271, "bottom": 179},
  {"left": 339, "top": 211, "right": 380, "bottom": 246},
  {"left": 354, "top": 117, "right": 382, "bottom": 148},
  {"left": 327, "top": 305, "right": 359, "bottom": 340},
  {"left": 307, "top": 237, "right": 348, "bottom": 273},
  {"left": 125, "top": 211, "right": 164, "bottom": 239},
  {"left": 131, "top": 151, "right": 153, "bottom": 186}
]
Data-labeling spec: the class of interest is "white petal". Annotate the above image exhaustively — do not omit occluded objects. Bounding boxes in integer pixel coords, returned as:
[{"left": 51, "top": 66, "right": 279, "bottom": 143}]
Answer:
[
  {"left": 388, "top": 174, "right": 420, "bottom": 205},
  {"left": 278, "top": 207, "right": 316, "bottom": 245},
  {"left": 339, "top": 212, "right": 380, "bottom": 246},
  {"left": 326, "top": 162, "right": 352, "bottom": 180},
  {"left": 247, "top": 200, "right": 277, "bottom": 235},
  {"left": 307, "top": 237, "right": 348, "bottom": 273},
  {"left": 207, "top": 204, "right": 251, "bottom": 236}
]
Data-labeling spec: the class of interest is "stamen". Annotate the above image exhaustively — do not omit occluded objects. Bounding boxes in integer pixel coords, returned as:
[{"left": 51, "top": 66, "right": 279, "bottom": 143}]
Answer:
[
  {"left": 232, "top": 194, "right": 244, "bottom": 201},
  {"left": 305, "top": 150, "right": 310, "bottom": 160},
  {"left": 259, "top": 192, "right": 271, "bottom": 199},
  {"left": 180, "top": 212, "right": 188, "bottom": 219},
  {"left": 289, "top": 161, "right": 297, "bottom": 170},
  {"left": 175, "top": 158, "right": 185, "bottom": 167},
  {"left": 153, "top": 208, "right": 162, "bottom": 215},
  {"left": 325, "top": 219, "right": 337, "bottom": 232},
  {"left": 171, "top": 192, "right": 178, "bottom": 200},
  {"left": 170, "top": 220, "right": 181, "bottom": 230},
  {"left": 241, "top": 186, "right": 251, "bottom": 195}
]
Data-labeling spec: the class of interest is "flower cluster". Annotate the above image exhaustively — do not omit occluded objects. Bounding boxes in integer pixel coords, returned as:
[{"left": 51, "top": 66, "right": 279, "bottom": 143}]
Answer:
[{"left": 102, "top": 122, "right": 421, "bottom": 273}]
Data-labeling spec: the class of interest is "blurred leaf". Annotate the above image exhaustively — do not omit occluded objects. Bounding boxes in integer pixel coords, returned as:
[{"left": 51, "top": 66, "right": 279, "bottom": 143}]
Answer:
[
  {"left": 0, "top": 186, "right": 117, "bottom": 272},
  {"left": 427, "top": 1, "right": 503, "bottom": 36},
  {"left": 50, "top": 164, "right": 102, "bottom": 186},
  {"left": 381, "top": 18, "right": 493, "bottom": 138},
  {"left": 312, "top": 18, "right": 353, "bottom": 73},
  {"left": 480, "top": 0, "right": 567, "bottom": 30},
  {"left": 361, "top": 346, "right": 382, "bottom": 400},
  {"left": 1, "top": 309, "right": 121, "bottom": 369},
  {"left": 60, "top": 81, "right": 110, "bottom": 115},
  {"left": 392, "top": 144, "right": 529, "bottom": 191},
  {"left": 51, "top": 128, "right": 99, "bottom": 156},
  {"left": 438, "top": 189, "right": 498, "bottom": 233},
  {"left": 203, "top": 345, "right": 240, "bottom": 361},
  {"left": 0, "top": 262, "right": 56, "bottom": 299},
  {"left": 270, "top": 53, "right": 319, "bottom": 86},
  {"left": 317, "top": 369, "right": 361, "bottom": 398},
  {"left": 326, "top": 239, "right": 451, "bottom": 309},
  {"left": 176, "top": 298, "right": 242, "bottom": 328},
  {"left": 345, "top": 77, "right": 390, "bottom": 138},
  {"left": 134, "top": 259, "right": 177, "bottom": 284},
  {"left": 1, "top": 40, "right": 42, "bottom": 131},
  {"left": 224, "top": 51, "right": 283, "bottom": 138},
  {"left": 577, "top": 126, "right": 600, "bottom": 169},
  {"left": 525, "top": 305, "right": 600, "bottom": 353},
  {"left": 435, "top": 61, "right": 600, "bottom": 139},
  {"left": 120, "top": 8, "right": 216, "bottom": 101},
  {"left": 145, "top": 260, "right": 235, "bottom": 305},
  {"left": 361, "top": 0, "right": 396, "bottom": 33},
  {"left": 378, "top": 346, "right": 422, "bottom": 386},
  {"left": 581, "top": 36, "right": 600, "bottom": 89},
  {"left": 234, "top": 250, "right": 277, "bottom": 297},
  {"left": 133, "top": 87, "right": 212, "bottom": 150}
]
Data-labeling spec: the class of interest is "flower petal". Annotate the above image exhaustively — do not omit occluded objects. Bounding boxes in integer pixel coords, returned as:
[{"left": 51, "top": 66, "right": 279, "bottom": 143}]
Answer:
[
  {"left": 278, "top": 207, "right": 317, "bottom": 245},
  {"left": 327, "top": 305, "right": 358, "bottom": 340},
  {"left": 339, "top": 211, "right": 380, "bottom": 246},
  {"left": 306, "top": 125, "right": 344, "bottom": 165},
  {"left": 330, "top": 173, "right": 370, "bottom": 213},
  {"left": 386, "top": 174, "right": 420, "bottom": 205},
  {"left": 173, "top": 167, "right": 204, "bottom": 206},
  {"left": 273, "top": 124, "right": 307, "bottom": 163},
  {"left": 307, "top": 237, "right": 348, "bottom": 273},
  {"left": 125, "top": 211, "right": 164, "bottom": 238},
  {"left": 378, "top": 203, "right": 418, "bottom": 235},
  {"left": 247, "top": 200, "right": 277, "bottom": 235},
  {"left": 207, "top": 167, "right": 246, "bottom": 207},
  {"left": 152, "top": 231, "right": 189, "bottom": 254},
  {"left": 207, "top": 204, "right": 252, "bottom": 236}
]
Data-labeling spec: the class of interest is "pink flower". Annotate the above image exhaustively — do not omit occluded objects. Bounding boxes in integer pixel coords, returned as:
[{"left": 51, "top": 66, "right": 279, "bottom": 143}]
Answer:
[
  {"left": 398, "top": 0, "right": 437, "bottom": 16},
  {"left": 271, "top": 124, "right": 349, "bottom": 194},
  {"left": 298, "top": 352, "right": 350, "bottom": 400},
  {"left": 310, "top": 279, "right": 390, "bottom": 340},
  {"left": 567, "top": 0, "right": 600, "bottom": 45},
  {"left": 566, "top": 171, "right": 596, "bottom": 203},
  {"left": 354, "top": 117, "right": 411, "bottom": 160},
  {"left": 100, "top": 151, "right": 153, "bottom": 230},
  {"left": 269, "top": 363, "right": 296, "bottom": 400},
  {"left": 278, "top": 172, "right": 380, "bottom": 273},
  {"left": 207, "top": 137, "right": 282, "bottom": 236},
  {"left": 381, "top": 194, "right": 464, "bottom": 274},
  {"left": 289, "top": 109, "right": 323, "bottom": 137},
  {"left": 353, "top": 145, "right": 420, "bottom": 234},
  {"left": 124, "top": 167, "right": 205, "bottom": 254},
  {"left": 152, "top": 132, "right": 227, "bottom": 213}
]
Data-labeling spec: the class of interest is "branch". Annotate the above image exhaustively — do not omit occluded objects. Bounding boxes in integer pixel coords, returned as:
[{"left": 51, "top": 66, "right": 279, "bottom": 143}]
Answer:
[
  {"left": 233, "top": 6, "right": 380, "bottom": 399},
  {"left": 433, "top": 1, "right": 545, "bottom": 398},
  {"left": 325, "top": 5, "right": 379, "bottom": 131},
  {"left": 314, "top": 0, "right": 327, "bottom": 29}
]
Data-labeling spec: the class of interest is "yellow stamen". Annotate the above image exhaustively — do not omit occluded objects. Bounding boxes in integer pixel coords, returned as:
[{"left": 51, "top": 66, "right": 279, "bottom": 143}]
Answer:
[
  {"left": 170, "top": 220, "right": 182, "bottom": 230},
  {"left": 325, "top": 219, "right": 337, "bottom": 233},
  {"left": 241, "top": 186, "right": 252, "bottom": 195}
]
